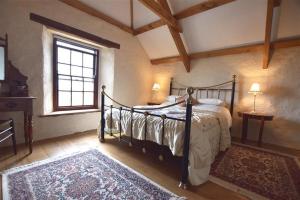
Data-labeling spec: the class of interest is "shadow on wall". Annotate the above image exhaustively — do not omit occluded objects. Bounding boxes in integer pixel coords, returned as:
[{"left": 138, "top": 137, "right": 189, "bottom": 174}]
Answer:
[
  {"left": 267, "top": 85, "right": 300, "bottom": 99},
  {"left": 237, "top": 74, "right": 245, "bottom": 105}
]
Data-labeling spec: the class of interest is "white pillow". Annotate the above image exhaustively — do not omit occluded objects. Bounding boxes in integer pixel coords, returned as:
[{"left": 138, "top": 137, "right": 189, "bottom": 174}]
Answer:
[
  {"left": 198, "top": 98, "right": 226, "bottom": 106},
  {"left": 165, "top": 95, "right": 181, "bottom": 103}
]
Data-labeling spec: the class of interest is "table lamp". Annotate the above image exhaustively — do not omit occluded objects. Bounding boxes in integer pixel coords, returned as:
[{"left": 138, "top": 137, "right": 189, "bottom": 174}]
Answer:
[
  {"left": 248, "top": 83, "right": 262, "bottom": 112},
  {"left": 152, "top": 83, "right": 160, "bottom": 102}
]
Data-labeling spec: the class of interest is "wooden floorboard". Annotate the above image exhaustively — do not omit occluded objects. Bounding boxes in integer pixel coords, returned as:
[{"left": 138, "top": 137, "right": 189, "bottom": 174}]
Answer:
[{"left": 1, "top": 130, "right": 299, "bottom": 200}]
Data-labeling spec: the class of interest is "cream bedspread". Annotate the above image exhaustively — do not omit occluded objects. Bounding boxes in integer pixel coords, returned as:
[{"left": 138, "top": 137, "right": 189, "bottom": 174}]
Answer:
[{"left": 101, "top": 104, "right": 231, "bottom": 185}]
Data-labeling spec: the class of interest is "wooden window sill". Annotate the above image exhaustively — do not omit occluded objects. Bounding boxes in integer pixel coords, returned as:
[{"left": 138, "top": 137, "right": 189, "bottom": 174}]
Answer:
[{"left": 39, "top": 109, "right": 101, "bottom": 117}]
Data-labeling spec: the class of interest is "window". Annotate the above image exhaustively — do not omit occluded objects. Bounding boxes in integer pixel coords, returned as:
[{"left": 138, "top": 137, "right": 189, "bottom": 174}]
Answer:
[{"left": 53, "top": 37, "right": 99, "bottom": 111}]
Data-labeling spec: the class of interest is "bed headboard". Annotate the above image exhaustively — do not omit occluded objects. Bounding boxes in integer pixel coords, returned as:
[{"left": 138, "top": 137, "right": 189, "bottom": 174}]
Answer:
[{"left": 169, "top": 75, "right": 236, "bottom": 115}]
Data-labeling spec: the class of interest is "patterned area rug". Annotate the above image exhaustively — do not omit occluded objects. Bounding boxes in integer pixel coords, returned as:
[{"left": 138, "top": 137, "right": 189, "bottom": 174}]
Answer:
[
  {"left": 210, "top": 143, "right": 300, "bottom": 200},
  {"left": 1, "top": 149, "right": 185, "bottom": 200}
]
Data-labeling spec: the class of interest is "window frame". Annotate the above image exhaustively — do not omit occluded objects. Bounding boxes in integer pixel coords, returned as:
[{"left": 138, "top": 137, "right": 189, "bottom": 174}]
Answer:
[{"left": 53, "top": 37, "right": 99, "bottom": 111}]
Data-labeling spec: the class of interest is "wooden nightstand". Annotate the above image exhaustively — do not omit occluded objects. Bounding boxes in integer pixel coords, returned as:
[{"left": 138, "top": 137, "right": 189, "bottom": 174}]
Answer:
[
  {"left": 147, "top": 102, "right": 161, "bottom": 105},
  {"left": 238, "top": 111, "right": 274, "bottom": 146}
]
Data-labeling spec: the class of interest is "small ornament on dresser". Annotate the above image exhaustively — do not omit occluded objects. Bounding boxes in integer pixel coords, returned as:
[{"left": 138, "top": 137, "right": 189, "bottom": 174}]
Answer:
[{"left": 7, "top": 61, "right": 29, "bottom": 97}]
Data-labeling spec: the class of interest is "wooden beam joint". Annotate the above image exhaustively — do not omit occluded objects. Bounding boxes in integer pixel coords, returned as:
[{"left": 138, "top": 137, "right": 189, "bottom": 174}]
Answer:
[
  {"left": 134, "top": 0, "right": 235, "bottom": 35},
  {"left": 138, "top": 0, "right": 182, "bottom": 32},
  {"left": 157, "top": 0, "right": 190, "bottom": 72}
]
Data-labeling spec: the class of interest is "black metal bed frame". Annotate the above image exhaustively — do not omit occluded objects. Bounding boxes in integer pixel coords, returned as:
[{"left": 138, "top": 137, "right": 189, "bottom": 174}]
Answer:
[{"left": 100, "top": 75, "right": 236, "bottom": 189}]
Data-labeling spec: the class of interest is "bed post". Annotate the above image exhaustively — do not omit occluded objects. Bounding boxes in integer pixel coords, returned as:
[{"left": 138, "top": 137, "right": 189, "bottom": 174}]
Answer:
[
  {"left": 230, "top": 75, "right": 236, "bottom": 115},
  {"left": 100, "top": 85, "right": 106, "bottom": 142},
  {"left": 169, "top": 77, "right": 173, "bottom": 95},
  {"left": 179, "top": 87, "right": 194, "bottom": 189}
]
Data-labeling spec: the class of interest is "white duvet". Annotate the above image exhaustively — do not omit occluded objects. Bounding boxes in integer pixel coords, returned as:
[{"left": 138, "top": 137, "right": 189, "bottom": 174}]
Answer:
[{"left": 102, "top": 103, "right": 231, "bottom": 185}]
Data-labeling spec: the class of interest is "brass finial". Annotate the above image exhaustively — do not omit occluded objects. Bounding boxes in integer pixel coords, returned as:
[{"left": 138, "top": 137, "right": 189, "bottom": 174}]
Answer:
[
  {"left": 102, "top": 85, "right": 106, "bottom": 90},
  {"left": 186, "top": 87, "right": 194, "bottom": 104},
  {"left": 186, "top": 87, "right": 194, "bottom": 95},
  {"left": 161, "top": 114, "right": 167, "bottom": 119}
]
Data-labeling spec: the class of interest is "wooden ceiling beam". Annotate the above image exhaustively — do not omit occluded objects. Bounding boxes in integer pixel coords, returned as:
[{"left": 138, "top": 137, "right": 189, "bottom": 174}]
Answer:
[
  {"left": 158, "top": 0, "right": 190, "bottom": 72},
  {"left": 134, "top": 20, "right": 165, "bottom": 35},
  {"left": 190, "top": 44, "right": 264, "bottom": 59},
  {"left": 262, "top": 0, "right": 275, "bottom": 69},
  {"left": 130, "top": 0, "right": 134, "bottom": 29},
  {"left": 58, "top": 0, "right": 134, "bottom": 34},
  {"left": 151, "top": 56, "right": 182, "bottom": 65},
  {"left": 134, "top": 0, "right": 235, "bottom": 35},
  {"left": 151, "top": 36, "right": 300, "bottom": 65},
  {"left": 138, "top": 0, "right": 182, "bottom": 32},
  {"left": 174, "top": 0, "right": 235, "bottom": 19},
  {"left": 151, "top": 43, "right": 264, "bottom": 65}
]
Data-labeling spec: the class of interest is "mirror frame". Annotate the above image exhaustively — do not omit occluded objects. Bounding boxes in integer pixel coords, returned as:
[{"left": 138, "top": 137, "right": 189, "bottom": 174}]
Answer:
[{"left": 0, "top": 34, "right": 8, "bottom": 82}]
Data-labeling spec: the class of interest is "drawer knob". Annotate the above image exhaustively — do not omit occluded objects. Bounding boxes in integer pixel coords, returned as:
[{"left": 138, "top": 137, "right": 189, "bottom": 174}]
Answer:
[{"left": 6, "top": 102, "right": 17, "bottom": 108}]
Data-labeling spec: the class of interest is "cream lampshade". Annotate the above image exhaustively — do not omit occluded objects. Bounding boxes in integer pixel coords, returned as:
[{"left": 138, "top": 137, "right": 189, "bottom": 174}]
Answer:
[
  {"left": 152, "top": 83, "right": 160, "bottom": 91},
  {"left": 248, "top": 83, "right": 262, "bottom": 112}
]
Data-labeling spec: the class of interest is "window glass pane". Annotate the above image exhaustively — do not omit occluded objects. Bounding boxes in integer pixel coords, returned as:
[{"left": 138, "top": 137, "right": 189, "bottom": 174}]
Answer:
[
  {"left": 57, "top": 41, "right": 95, "bottom": 54},
  {"left": 71, "top": 66, "right": 82, "bottom": 76},
  {"left": 83, "top": 54, "right": 94, "bottom": 68},
  {"left": 84, "top": 92, "right": 94, "bottom": 105},
  {"left": 71, "top": 51, "right": 82, "bottom": 66},
  {"left": 83, "top": 68, "right": 94, "bottom": 78},
  {"left": 55, "top": 38, "right": 98, "bottom": 109},
  {"left": 84, "top": 81, "right": 94, "bottom": 91},
  {"left": 57, "top": 47, "right": 70, "bottom": 64},
  {"left": 58, "top": 76, "right": 71, "bottom": 91},
  {"left": 72, "top": 92, "right": 83, "bottom": 106},
  {"left": 58, "top": 91, "right": 71, "bottom": 106},
  {"left": 72, "top": 80, "right": 83, "bottom": 91},
  {"left": 57, "top": 63, "right": 70, "bottom": 75}
]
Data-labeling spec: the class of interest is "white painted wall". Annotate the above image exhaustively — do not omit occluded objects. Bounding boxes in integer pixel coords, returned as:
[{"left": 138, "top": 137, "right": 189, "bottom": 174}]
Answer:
[{"left": 0, "top": 0, "right": 153, "bottom": 144}]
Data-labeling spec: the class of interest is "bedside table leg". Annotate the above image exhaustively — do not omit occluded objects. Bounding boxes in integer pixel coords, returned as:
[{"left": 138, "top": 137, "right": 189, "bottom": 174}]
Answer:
[
  {"left": 258, "top": 119, "right": 265, "bottom": 147},
  {"left": 242, "top": 115, "right": 248, "bottom": 143}
]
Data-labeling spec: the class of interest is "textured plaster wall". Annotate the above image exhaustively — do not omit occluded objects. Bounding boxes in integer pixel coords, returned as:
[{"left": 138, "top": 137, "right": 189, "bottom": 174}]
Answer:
[
  {"left": 0, "top": 0, "right": 153, "bottom": 143},
  {"left": 152, "top": 47, "right": 300, "bottom": 150}
]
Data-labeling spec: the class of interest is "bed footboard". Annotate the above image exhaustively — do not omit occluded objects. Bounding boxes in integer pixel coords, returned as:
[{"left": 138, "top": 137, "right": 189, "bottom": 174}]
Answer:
[{"left": 99, "top": 85, "right": 194, "bottom": 189}]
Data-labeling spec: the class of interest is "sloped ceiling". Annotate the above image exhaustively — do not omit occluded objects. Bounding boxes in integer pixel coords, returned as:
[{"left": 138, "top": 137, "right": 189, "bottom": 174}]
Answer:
[{"left": 78, "top": 0, "right": 300, "bottom": 59}]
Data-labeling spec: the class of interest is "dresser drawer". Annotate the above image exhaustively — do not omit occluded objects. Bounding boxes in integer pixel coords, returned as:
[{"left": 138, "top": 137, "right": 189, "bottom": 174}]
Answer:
[{"left": 0, "top": 100, "right": 29, "bottom": 111}]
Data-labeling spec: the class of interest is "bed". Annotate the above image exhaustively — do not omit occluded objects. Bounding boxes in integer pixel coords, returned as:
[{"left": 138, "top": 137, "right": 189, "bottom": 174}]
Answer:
[{"left": 99, "top": 75, "right": 236, "bottom": 188}]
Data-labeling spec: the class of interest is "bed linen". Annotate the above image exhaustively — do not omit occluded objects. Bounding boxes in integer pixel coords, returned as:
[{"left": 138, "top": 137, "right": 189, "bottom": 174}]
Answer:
[{"left": 101, "top": 103, "right": 231, "bottom": 185}]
